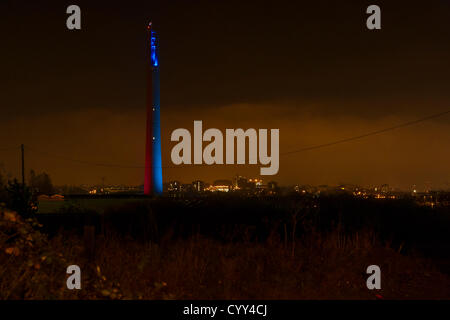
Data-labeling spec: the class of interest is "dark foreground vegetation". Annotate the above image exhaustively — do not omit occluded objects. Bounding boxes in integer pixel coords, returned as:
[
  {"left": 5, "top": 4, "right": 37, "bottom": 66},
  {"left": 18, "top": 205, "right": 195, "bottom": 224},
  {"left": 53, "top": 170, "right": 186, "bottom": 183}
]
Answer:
[{"left": 1, "top": 192, "right": 450, "bottom": 299}]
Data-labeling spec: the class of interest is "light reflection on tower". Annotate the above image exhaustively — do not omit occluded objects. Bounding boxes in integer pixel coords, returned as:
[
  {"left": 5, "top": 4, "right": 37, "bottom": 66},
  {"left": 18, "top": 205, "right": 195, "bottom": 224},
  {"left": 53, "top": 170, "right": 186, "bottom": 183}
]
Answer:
[{"left": 144, "top": 22, "right": 163, "bottom": 195}]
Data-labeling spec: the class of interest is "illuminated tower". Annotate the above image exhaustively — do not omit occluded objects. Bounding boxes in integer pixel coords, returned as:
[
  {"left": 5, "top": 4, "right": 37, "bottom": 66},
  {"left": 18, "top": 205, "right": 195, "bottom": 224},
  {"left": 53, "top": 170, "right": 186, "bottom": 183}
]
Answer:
[{"left": 144, "top": 22, "right": 163, "bottom": 195}]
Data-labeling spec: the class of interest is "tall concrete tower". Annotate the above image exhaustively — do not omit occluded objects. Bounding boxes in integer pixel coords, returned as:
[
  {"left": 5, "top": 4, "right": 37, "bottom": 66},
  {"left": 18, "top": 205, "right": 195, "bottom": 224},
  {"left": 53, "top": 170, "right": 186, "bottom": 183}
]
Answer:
[{"left": 144, "top": 22, "right": 163, "bottom": 195}]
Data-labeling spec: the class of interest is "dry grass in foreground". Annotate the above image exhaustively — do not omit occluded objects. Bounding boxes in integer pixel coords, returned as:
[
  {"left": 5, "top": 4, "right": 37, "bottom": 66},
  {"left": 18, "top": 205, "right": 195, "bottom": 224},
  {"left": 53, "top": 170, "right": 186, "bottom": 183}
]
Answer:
[{"left": 2, "top": 207, "right": 449, "bottom": 299}]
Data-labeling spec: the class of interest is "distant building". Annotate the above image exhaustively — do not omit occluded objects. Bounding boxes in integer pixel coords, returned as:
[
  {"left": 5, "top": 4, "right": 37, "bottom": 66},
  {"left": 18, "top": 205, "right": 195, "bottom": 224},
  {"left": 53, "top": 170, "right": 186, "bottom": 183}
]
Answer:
[
  {"left": 250, "top": 178, "right": 263, "bottom": 188},
  {"left": 234, "top": 175, "right": 251, "bottom": 190},
  {"left": 266, "top": 181, "right": 279, "bottom": 195},
  {"left": 233, "top": 175, "right": 264, "bottom": 193},
  {"left": 167, "top": 181, "right": 181, "bottom": 193},
  {"left": 268, "top": 181, "right": 278, "bottom": 190},
  {"left": 380, "top": 184, "right": 390, "bottom": 194},
  {"left": 192, "top": 180, "right": 205, "bottom": 192},
  {"left": 182, "top": 183, "right": 195, "bottom": 193},
  {"left": 207, "top": 180, "right": 233, "bottom": 192}
]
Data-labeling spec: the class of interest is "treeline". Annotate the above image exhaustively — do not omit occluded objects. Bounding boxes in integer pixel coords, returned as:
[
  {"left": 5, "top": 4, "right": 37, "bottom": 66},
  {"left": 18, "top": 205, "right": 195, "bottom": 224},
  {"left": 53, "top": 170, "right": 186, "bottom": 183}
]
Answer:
[{"left": 0, "top": 169, "right": 55, "bottom": 218}]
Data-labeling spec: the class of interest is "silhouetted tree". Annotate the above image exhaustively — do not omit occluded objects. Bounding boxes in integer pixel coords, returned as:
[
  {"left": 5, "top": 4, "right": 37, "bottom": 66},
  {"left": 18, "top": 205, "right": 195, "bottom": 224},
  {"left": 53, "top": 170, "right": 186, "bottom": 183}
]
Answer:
[
  {"left": 29, "top": 170, "right": 53, "bottom": 195},
  {"left": 0, "top": 167, "right": 9, "bottom": 204},
  {"left": 5, "top": 179, "right": 37, "bottom": 218}
]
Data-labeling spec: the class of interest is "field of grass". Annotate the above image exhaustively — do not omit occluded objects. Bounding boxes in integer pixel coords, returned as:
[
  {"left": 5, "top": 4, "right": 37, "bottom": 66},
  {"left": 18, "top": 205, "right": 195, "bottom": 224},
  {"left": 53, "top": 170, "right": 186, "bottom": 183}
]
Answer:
[{"left": 2, "top": 195, "right": 450, "bottom": 299}]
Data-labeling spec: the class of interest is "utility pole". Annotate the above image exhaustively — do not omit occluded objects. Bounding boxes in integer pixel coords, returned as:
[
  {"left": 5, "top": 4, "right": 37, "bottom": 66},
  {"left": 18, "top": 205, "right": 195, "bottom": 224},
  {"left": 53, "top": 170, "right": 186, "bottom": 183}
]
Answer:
[{"left": 21, "top": 144, "right": 25, "bottom": 185}]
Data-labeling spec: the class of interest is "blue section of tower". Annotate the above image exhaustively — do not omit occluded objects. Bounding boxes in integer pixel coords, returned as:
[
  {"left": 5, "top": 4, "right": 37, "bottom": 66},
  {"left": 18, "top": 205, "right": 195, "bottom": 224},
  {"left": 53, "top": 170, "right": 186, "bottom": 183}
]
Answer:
[
  {"left": 151, "top": 31, "right": 163, "bottom": 194},
  {"left": 150, "top": 31, "right": 159, "bottom": 67}
]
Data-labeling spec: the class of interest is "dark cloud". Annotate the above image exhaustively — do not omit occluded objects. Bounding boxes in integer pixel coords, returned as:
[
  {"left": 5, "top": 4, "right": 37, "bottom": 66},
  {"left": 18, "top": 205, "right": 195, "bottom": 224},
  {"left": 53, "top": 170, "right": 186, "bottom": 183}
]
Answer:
[{"left": 1, "top": 1, "right": 449, "bottom": 188}]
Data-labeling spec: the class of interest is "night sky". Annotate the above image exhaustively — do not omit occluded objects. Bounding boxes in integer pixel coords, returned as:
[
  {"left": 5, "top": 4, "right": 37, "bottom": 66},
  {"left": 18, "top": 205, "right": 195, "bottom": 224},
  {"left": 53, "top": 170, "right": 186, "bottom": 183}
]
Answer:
[{"left": 1, "top": 0, "right": 450, "bottom": 190}]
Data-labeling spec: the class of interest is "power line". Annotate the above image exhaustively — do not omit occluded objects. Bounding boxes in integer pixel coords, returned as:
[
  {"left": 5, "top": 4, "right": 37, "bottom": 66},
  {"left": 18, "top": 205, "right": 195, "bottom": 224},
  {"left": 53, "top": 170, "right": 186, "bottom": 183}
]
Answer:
[
  {"left": 281, "top": 109, "right": 450, "bottom": 156},
  {"left": 25, "top": 145, "right": 183, "bottom": 169},
  {"left": 26, "top": 146, "right": 145, "bottom": 169},
  {"left": 19, "top": 109, "right": 450, "bottom": 167},
  {"left": 0, "top": 146, "right": 20, "bottom": 152}
]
